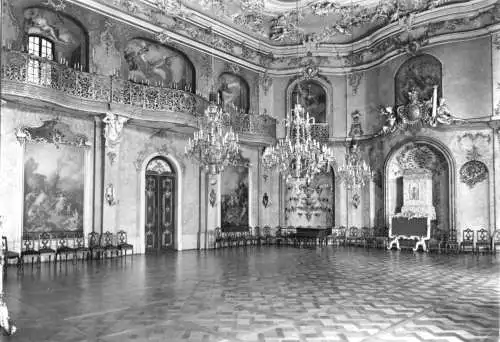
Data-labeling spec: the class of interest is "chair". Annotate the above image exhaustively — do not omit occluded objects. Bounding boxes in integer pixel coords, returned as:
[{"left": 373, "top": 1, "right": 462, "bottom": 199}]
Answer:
[
  {"left": 21, "top": 234, "right": 40, "bottom": 267},
  {"left": 102, "top": 231, "right": 118, "bottom": 257},
  {"left": 475, "top": 229, "right": 490, "bottom": 254},
  {"left": 117, "top": 230, "right": 133, "bottom": 256},
  {"left": 145, "top": 229, "right": 155, "bottom": 252},
  {"left": 360, "top": 227, "right": 374, "bottom": 248},
  {"left": 214, "top": 227, "right": 223, "bottom": 248},
  {"left": 426, "top": 238, "right": 443, "bottom": 254},
  {"left": 75, "top": 232, "right": 90, "bottom": 261},
  {"left": 460, "top": 228, "right": 474, "bottom": 254},
  {"left": 347, "top": 226, "right": 359, "bottom": 246},
  {"left": 88, "top": 232, "right": 104, "bottom": 259},
  {"left": 55, "top": 233, "right": 76, "bottom": 263},
  {"left": 492, "top": 229, "right": 500, "bottom": 254},
  {"left": 38, "top": 232, "right": 56, "bottom": 263},
  {"left": 337, "top": 226, "right": 347, "bottom": 246},
  {"left": 1, "top": 236, "right": 20, "bottom": 269},
  {"left": 263, "top": 226, "right": 272, "bottom": 245},
  {"left": 374, "top": 226, "right": 389, "bottom": 249}
]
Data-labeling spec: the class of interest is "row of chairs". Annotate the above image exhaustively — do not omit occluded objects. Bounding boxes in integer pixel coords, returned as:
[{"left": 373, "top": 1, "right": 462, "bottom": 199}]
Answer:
[
  {"left": 458, "top": 228, "right": 500, "bottom": 254},
  {"left": 2, "top": 231, "right": 133, "bottom": 269},
  {"left": 213, "top": 226, "right": 389, "bottom": 249}
]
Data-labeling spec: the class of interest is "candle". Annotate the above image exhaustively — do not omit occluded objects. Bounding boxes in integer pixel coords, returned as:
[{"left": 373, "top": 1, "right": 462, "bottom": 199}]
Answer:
[{"left": 432, "top": 85, "right": 438, "bottom": 118}]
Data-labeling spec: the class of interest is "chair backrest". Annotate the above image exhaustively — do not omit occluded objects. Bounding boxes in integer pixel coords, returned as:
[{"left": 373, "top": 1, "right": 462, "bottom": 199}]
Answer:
[
  {"left": 117, "top": 230, "right": 128, "bottom": 244},
  {"left": 39, "top": 232, "right": 52, "bottom": 249},
  {"left": 1, "top": 236, "right": 8, "bottom": 252},
  {"left": 75, "top": 232, "right": 86, "bottom": 248},
  {"left": 145, "top": 230, "right": 154, "bottom": 249},
  {"left": 88, "top": 232, "right": 101, "bottom": 248},
  {"left": 361, "top": 227, "right": 370, "bottom": 237},
  {"left": 349, "top": 226, "right": 358, "bottom": 237},
  {"left": 476, "top": 228, "right": 489, "bottom": 243},
  {"left": 263, "top": 226, "right": 271, "bottom": 236},
  {"left": 215, "top": 227, "right": 222, "bottom": 238},
  {"left": 103, "top": 231, "right": 114, "bottom": 247},
  {"left": 493, "top": 229, "right": 500, "bottom": 245},
  {"left": 462, "top": 228, "right": 474, "bottom": 243}
]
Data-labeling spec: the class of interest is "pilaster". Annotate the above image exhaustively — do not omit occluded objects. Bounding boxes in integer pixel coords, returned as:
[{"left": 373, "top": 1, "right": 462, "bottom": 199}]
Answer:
[
  {"left": 101, "top": 112, "right": 129, "bottom": 234},
  {"left": 492, "top": 32, "right": 500, "bottom": 118}
]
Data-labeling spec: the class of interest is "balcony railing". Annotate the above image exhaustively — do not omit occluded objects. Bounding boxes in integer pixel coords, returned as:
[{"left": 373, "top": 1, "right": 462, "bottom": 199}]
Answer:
[{"left": 1, "top": 48, "right": 276, "bottom": 138}]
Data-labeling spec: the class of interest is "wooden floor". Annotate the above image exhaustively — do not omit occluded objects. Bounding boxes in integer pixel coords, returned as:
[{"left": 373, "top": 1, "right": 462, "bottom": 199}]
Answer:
[{"left": 1, "top": 246, "right": 499, "bottom": 342}]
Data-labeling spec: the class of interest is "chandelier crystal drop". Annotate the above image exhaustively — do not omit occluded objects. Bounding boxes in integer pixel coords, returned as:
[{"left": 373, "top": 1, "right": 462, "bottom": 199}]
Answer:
[
  {"left": 262, "top": 103, "right": 335, "bottom": 185},
  {"left": 337, "top": 140, "right": 372, "bottom": 190},
  {"left": 185, "top": 94, "right": 240, "bottom": 175}
]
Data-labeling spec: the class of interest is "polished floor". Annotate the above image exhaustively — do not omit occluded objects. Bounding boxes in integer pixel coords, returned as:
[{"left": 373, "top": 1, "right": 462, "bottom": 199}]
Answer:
[{"left": 1, "top": 246, "right": 499, "bottom": 342}]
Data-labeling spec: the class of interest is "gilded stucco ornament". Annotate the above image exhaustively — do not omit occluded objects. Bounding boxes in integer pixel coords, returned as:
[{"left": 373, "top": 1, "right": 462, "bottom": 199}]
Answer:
[
  {"left": 460, "top": 160, "right": 488, "bottom": 188},
  {"left": 15, "top": 120, "right": 90, "bottom": 148},
  {"left": 103, "top": 112, "right": 129, "bottom": 165},
  {"left": 259, "top": 71, "right": 272, "bottom": 95},
  {"left": 134, "top": 143, "right": 186, "bottom": 172},
  {"left": 348, "top": 72, "right": 363, "bottom": 95},
  {"left": 43, "top": 0, "right": 66, "bottom": 11}
]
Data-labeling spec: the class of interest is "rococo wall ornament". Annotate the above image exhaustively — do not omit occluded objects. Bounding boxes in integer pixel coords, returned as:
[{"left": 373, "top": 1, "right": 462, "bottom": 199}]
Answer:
[
  {"left": 209, "top": 188, "right": 217, "bottom": 207},
  {"left": 459, "top": 160, "right": 488, "bottom": 189}
]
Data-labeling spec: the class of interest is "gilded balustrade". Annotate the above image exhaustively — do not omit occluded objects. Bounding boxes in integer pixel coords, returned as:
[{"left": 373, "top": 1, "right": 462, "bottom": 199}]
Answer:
[{"left": 1, "top": 48, "right": 276, "bottom": 138}]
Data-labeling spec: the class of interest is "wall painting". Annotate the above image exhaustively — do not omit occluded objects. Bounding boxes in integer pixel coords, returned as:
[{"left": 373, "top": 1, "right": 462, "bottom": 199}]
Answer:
[{"left": 221, "top": 166, "right": 249, "bottom": 229}]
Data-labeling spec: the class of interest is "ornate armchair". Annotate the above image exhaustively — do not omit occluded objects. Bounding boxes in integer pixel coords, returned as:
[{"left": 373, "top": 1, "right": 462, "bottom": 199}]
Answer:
[
  {"left": 55, "top": 233, "right": 76, "bottom": 263},
  {"left": 102, "top": 231, "right": 118, "bottom": 257},
  {"left": 88, "top": 232, "right": 104, "bottom": 259},
  {"left": 75, "top": 232, "right": 90, "bottom": 261},
  {"left": 38, "top": 232, "right": 56, "bottom": 263},
  {"left": 346, "top": 226, "right": 359, "bottom": 246},
  {"left": 460, "top": 228, "right": 474, "bottom": 254},
  {"left": 492, "top": 229, "right": 500, "bottom": 253},
  {"left": 117, "top": 230, "right": 133, "bottom": 256},
  {"left": 21, "top": 234, "right": 40, "bottom": 268},
  {"left": 1, "top": 237, "right": 20, "bottom": 269},
  {"left": 475, "top": 229, "right": 490, "bottom": 254}
]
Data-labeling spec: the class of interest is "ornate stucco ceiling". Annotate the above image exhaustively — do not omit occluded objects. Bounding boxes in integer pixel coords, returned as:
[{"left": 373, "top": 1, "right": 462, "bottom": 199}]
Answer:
[{"left": 140, "top": 0, "right": 470, "bottom": 45}]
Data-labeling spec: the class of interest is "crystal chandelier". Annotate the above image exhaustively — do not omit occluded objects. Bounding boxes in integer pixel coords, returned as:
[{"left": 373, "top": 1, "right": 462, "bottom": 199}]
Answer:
[
  {"left": 337, "top": 140, "right": 372, "bottom": 190},
  {"left": 185, "top": 95, "right": 240, "bottom": 175},
  {"left": 262, "top": 103, "right": 335, "bottom": 184}
]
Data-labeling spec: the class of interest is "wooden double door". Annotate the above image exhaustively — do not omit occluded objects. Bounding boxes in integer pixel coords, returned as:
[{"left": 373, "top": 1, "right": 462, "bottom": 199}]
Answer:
[{"left": 145, "top": 164, "right": 175, "bottom": 252}]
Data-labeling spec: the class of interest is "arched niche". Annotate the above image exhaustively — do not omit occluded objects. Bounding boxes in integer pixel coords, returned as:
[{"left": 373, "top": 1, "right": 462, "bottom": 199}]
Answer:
[
  {"left": 124, "top": 38, "right": 195, "bottom": 92},
  {"left": 287, "top": 77, "right": 331, "bottom": 124},
  {"left": 217, "top": 72, "right": 250, "bottom": 114},
  {"left": 285, "top": 168, "right": 335, "bottom": 228},
  {"left": 395, "top": 54, "right": 442, "bottom": 106},
  {"left": 23, "top": 7, "right": 89, "bottom": 70},
  {"left": 384, "top": 138, "right": 456, "bottom": 240}
]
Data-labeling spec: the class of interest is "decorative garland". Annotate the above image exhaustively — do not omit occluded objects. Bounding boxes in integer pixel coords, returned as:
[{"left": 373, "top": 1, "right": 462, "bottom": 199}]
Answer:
[{"left": 459, "top": 160, "right": 488, "bottom": 188}]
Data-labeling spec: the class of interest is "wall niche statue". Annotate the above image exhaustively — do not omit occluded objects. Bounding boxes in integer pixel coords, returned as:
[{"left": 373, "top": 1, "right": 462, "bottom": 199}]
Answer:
[{"left": 124, "top": 38, "right": 195, "bottom": 91}]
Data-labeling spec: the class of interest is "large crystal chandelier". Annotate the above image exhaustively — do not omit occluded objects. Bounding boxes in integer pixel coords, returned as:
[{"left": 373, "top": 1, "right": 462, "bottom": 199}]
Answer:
[
  {"left": 337, "top": 140, "right": 372, "bottom": 190},
  {"left": 262, "top": 103, "right": 335, "bottom": 184},
  {"left": 185, "top": 94, "right": 240, "bottom": 175}
]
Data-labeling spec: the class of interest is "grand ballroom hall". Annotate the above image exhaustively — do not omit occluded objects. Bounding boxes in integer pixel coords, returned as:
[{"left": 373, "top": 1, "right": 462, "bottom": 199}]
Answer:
[{"left": 1, "top": 0, "right": 500, "bottom": 341}]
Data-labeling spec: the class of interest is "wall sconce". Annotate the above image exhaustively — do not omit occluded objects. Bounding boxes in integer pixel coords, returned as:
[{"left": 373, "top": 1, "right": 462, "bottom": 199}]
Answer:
[
  {"left": 262, "top": 192, "right": 270, "bottom": 208},
  {"left": 105, "top": 183, "right": 118, "bottom": 206}
]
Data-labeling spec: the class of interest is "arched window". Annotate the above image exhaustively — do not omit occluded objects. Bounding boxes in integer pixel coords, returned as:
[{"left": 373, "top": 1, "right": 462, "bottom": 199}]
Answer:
[
  {"left": 24, "top": 7, "right": 88, "bottom": 71},
  {"left": 395, "top": 54, "right": 442, "bottom": 106},
  {"left": 217, "top": 73, "right": 250, "bottom": 114},
  {"left": 291, "top": 80, "right": 327, "bottom": 123},
  {"left": 27, "top": 35, "right": 54, "bottom": 84}
]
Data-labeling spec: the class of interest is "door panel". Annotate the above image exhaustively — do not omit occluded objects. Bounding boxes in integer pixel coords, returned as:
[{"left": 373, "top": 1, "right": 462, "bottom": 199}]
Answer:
[{"left": 145, "top": 173, "right": 175, "bottom": 252}]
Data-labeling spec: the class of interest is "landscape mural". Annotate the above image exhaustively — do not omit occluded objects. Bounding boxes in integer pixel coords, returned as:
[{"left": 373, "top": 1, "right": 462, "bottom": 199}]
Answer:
[
  {"left": 221, "top": 166, "right": 249, "bottom": 229},
  {"left": 23, "top": 143, "right": 84, "bottom": 235}
]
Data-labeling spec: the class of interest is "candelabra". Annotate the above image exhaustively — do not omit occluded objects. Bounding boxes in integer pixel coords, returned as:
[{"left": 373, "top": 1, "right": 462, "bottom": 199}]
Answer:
[
  {"left": 262, "top": 103, "right": 335, "bottom": 185},
  {"left": 337, "top": 140, "right": 372, "bottom": 190},
  {"left": 185, "top": 96, "right": 240, "bottom": 175}
]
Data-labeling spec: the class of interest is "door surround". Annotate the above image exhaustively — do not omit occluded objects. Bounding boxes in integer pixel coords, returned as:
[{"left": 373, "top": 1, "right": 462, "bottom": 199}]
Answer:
[{"left": 137, "top": 153, "right": 183, "bottom": 252}]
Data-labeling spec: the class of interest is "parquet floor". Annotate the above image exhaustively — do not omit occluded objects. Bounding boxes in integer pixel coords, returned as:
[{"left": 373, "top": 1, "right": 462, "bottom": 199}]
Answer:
[{"left": 1, "top": 246, "right": 499, "bottom": 342}]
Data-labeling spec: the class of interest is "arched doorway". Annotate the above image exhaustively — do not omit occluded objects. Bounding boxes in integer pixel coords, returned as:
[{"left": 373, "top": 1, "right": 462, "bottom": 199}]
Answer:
[
  {"left": 144, "top": 157, "right": 176, "bottom": 252},
  {"left": 384, "top": 139, "right": 455, "bottom": 240}
]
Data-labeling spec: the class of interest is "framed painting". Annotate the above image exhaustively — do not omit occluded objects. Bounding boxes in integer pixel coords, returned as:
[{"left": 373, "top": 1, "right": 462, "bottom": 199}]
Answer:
[
  {"left": 23, "top": 143, "right": 85, "bottom": 236},
  {"left": 221, "top": 166, "right": 249, "bottom": 230},
  {"left": 291, "top": 80, "right": 327, "bottom": 123}
]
